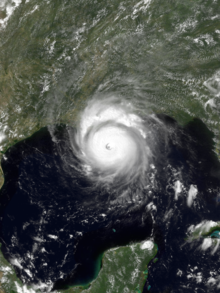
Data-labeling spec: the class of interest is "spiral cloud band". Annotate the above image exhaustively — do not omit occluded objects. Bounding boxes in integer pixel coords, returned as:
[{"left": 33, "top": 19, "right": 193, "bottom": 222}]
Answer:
[{"left": 75, "top": 97, "right": 151, "bottom": 186}]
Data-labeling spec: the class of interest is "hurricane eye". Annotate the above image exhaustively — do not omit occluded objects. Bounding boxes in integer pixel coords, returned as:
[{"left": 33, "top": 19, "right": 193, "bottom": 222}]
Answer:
[{"left": 106, "top": 143, "right": 112, "bottom": 150}]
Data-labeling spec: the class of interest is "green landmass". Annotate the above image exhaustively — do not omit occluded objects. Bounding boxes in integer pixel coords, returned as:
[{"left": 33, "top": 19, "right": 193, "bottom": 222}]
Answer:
[
  {"left": 0, "top": 243, "right": 28, "bottom": 293},
  {"left": 0, "top": 0, "right": 220, "bottom": 184},
  {"left": 187, "top": 221, "right": 220, "bottom": 240},
  {"left": 60, "top": 242, "right": 157, "bottom": 293},
  {"left": 186, "top": 221, "right": 220, "bottom": 254},
  {"left": 0, "top": 242, "right": 157, "bottom": 293}
]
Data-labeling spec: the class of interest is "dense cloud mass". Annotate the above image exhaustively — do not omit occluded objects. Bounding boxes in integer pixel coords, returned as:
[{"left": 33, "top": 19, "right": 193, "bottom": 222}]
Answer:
[{"left": 73, "top": 97, "right": 152, "bottom": 188}]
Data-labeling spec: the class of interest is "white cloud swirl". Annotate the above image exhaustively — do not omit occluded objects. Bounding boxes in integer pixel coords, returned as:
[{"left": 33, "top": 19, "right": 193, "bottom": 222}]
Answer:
[{"left": 75, "top": 97, "right": 151, "bottom": 187}]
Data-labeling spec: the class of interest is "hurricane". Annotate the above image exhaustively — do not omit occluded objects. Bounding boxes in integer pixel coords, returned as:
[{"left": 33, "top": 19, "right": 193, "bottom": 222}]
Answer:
[{"left": 74, "top": 97, "right": 152, "bottom": 188}]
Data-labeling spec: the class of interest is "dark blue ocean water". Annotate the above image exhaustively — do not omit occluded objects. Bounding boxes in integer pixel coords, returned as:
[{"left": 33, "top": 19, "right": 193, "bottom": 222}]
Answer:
[{"left": 0, "top": 115, "right": 220, "bottom": 292}]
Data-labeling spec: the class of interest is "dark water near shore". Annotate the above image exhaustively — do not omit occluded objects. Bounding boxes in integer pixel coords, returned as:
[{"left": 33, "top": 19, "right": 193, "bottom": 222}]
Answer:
[
  {"left": 0, "top": 123, "right": 153, "bottom": 290},
  {"left": 0, "top": 115, "right": 220, "bottom": 292}
]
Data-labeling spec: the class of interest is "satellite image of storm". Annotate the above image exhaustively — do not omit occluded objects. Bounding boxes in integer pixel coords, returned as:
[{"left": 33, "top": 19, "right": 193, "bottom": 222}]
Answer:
[{"left": 1, "top": 0, "right": 220, "bottom": 293}]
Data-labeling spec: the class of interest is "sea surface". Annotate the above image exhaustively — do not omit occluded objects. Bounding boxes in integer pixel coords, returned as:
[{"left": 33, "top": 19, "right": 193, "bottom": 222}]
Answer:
[{"left": 0, "top": 116, "right": 220, "bottom": 292}]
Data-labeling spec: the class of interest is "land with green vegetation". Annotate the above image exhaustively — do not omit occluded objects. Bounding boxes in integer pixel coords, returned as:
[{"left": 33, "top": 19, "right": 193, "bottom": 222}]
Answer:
[
  {"left": 0, "top": 0, "right": 220, "bottom": 193},
  {"left": 0, "top": 243, "right": 28, "bottom": 293},
  {"left": 0, "top": 242, "right": 157, "bottom": 293},
  {"left": 53, "top": 242, "right": 157, "bottom": 293},
  {"left": 185, "top": 221, "right": 220, "bottom": 256},
  {"left": 187, "top": 220, "right": 220, "bottom": 249}
]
